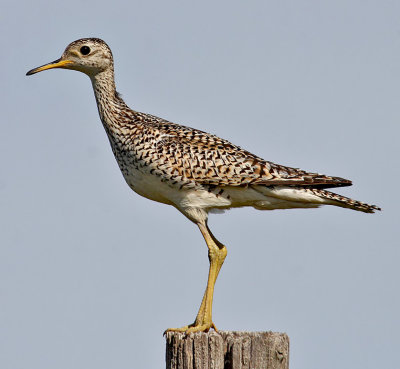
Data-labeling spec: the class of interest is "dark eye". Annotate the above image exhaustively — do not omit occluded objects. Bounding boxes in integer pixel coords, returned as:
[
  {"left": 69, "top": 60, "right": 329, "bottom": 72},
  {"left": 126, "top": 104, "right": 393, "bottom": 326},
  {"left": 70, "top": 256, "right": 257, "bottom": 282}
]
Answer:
[{"left": 80, "top": 46, "right": 90, "bottom": 55}]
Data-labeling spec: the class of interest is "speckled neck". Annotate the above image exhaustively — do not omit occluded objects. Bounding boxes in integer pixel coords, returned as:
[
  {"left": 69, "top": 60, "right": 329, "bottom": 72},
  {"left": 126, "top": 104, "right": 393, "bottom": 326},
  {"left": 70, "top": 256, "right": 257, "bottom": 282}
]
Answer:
[
  {"left": 90, "top": 68, "right": 134, "bottom": 131},
  {"left": 91, "top": 69, "right": 118, "bottom": 120}
]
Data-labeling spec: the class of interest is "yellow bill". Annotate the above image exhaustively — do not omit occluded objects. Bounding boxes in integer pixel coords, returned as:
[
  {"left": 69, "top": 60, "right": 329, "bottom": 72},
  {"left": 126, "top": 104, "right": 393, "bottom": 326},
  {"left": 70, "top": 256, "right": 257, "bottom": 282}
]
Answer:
[{"left": 26, "top": 58, "right": 73, "bottom": 76}]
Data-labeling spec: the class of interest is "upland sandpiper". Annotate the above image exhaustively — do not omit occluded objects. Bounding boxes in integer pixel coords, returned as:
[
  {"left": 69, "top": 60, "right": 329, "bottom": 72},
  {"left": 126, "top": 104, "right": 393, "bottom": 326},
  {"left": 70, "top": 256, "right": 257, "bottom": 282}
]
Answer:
[{"left": 27, "top": 38, "right": 380, "bottom": 333}]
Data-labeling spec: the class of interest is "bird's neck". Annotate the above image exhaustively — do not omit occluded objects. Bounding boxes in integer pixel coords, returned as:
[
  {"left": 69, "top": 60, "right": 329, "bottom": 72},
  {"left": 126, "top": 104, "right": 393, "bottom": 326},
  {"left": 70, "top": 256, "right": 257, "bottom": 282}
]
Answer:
[{"left": 90, "top": 69, "right": 134, "bottom": 131}]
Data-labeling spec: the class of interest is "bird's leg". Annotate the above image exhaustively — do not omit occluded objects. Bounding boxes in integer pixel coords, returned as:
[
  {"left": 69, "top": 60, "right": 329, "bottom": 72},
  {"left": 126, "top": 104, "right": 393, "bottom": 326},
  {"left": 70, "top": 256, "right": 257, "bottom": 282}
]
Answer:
[
  {"left": 165, "top": 221, "right": 227, "bottom": 334},
  {"left": 189, "top": 222, "right": 227, "bottom": 332}
]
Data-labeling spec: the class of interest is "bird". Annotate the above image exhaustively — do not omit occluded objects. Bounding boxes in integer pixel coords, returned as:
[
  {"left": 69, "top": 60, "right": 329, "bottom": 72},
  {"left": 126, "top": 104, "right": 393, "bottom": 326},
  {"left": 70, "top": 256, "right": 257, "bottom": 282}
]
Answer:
[{"left": 26, "top": 38, "right": 380, "bottom": 334}]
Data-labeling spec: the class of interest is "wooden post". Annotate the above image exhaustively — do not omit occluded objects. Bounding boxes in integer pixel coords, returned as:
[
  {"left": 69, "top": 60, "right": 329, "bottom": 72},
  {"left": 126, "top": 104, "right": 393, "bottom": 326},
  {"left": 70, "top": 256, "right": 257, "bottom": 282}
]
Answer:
[{"left": 165, "top": 331, "right": 289, "bottom": 369}]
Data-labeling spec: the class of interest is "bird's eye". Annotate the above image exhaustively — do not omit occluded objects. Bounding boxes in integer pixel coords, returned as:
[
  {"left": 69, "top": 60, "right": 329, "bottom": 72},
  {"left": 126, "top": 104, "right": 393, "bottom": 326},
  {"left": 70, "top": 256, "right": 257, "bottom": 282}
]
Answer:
[{"left": 80, "top": 46, "right": 91, "bottom": 55}]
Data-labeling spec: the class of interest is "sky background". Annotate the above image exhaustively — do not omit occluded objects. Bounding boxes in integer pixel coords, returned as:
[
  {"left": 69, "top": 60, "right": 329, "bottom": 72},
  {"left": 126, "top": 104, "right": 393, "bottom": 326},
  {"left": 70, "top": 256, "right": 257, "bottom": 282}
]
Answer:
[{"left": 1, "top": 1, "right": 399, "bottom": 368}]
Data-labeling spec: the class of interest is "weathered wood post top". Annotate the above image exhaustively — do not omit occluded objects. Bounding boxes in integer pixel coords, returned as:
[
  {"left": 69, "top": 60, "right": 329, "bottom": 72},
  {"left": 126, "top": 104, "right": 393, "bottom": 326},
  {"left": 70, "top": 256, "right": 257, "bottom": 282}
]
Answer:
[{"left": 166, "top": 331, "right": 289, "bottom": 369}]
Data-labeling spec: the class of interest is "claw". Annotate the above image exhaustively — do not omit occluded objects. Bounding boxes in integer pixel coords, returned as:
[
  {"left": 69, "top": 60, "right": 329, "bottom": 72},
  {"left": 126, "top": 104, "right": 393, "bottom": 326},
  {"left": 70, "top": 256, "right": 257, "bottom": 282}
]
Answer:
[
  {"left": 163, "top": 326, "right": 189, "bottom": 336},
  {"left": 163, "top": 322, "right": 217, "bottom": 335}
]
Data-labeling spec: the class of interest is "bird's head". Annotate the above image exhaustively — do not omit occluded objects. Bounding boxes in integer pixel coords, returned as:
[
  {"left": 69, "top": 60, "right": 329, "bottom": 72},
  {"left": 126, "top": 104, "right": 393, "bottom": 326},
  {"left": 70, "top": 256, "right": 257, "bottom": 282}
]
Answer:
[{"left": 26, "top": 38, "right": 114, "bottom": 77}]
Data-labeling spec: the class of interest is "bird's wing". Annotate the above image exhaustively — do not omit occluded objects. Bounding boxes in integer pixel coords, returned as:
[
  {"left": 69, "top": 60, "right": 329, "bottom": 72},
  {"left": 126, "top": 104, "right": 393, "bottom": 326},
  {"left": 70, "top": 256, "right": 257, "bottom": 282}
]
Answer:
[{"left": 149, "top": 121, "right": 352, "bottom": 189}]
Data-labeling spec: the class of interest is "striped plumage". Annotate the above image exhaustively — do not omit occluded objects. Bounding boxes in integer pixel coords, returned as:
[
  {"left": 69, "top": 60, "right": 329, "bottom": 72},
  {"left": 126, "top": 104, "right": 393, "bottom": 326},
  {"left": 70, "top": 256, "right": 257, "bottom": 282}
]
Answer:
[
  {"left": 27, "top": 38, "right": 380, "bottom": 333},
  {"left": 105, "top": 108, "right": 378, "bottom": 214}
]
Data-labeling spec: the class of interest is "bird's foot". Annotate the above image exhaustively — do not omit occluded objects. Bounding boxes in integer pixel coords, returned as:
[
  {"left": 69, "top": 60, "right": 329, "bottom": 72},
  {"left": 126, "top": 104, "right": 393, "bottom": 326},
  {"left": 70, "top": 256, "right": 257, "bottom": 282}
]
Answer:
[{"left": 164, "top": 321, "right": 217, "bottom": 335}]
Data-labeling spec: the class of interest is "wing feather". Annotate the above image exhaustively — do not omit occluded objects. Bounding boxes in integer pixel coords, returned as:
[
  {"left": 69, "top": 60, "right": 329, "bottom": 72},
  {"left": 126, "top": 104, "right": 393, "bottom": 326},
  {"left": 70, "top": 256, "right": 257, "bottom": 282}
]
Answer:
[{"left": 149, "top": 121, "right": 352, "bottom": 189}]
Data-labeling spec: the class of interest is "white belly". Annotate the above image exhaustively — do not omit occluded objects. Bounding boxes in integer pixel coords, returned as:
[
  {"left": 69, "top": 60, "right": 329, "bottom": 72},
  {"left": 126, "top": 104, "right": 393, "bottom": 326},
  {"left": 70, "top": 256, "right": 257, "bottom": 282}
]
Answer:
[
  {"left": 122, "top": 168, "right": 175, "bottom": 205},
  {"left": 122, "top": 167, "right": 235, "bottom": 211}
]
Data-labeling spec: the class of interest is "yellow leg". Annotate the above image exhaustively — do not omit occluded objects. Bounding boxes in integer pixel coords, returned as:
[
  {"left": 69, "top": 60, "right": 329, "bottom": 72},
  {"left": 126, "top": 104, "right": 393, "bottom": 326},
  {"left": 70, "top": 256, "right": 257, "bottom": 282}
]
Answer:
[{"left": 165, "top": 222, "right": 227, "bottom": 334}]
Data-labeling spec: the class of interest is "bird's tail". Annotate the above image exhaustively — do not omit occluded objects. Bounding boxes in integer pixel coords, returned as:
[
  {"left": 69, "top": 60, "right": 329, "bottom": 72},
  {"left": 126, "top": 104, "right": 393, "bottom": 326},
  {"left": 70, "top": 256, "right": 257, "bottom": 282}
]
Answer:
[
  {"left": 307, "top": 188, "right": 381, "bottom": 213},
  {"left": 253, "top": 186, "right": 381, "bottom": 213}
]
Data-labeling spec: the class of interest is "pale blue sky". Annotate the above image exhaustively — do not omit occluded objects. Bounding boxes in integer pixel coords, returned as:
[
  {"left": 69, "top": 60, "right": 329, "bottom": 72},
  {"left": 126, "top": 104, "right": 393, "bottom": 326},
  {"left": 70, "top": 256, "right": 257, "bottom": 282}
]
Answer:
[{"left": 1, "top": 1, "right": 398, "bottom": 368}]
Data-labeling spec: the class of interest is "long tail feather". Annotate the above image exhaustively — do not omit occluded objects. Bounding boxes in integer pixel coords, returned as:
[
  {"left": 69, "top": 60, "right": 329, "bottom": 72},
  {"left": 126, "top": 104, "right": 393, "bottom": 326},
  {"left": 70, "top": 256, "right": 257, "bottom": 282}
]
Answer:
[{"left": 308, "top": 188, "right": 381, "bottom": 213}]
